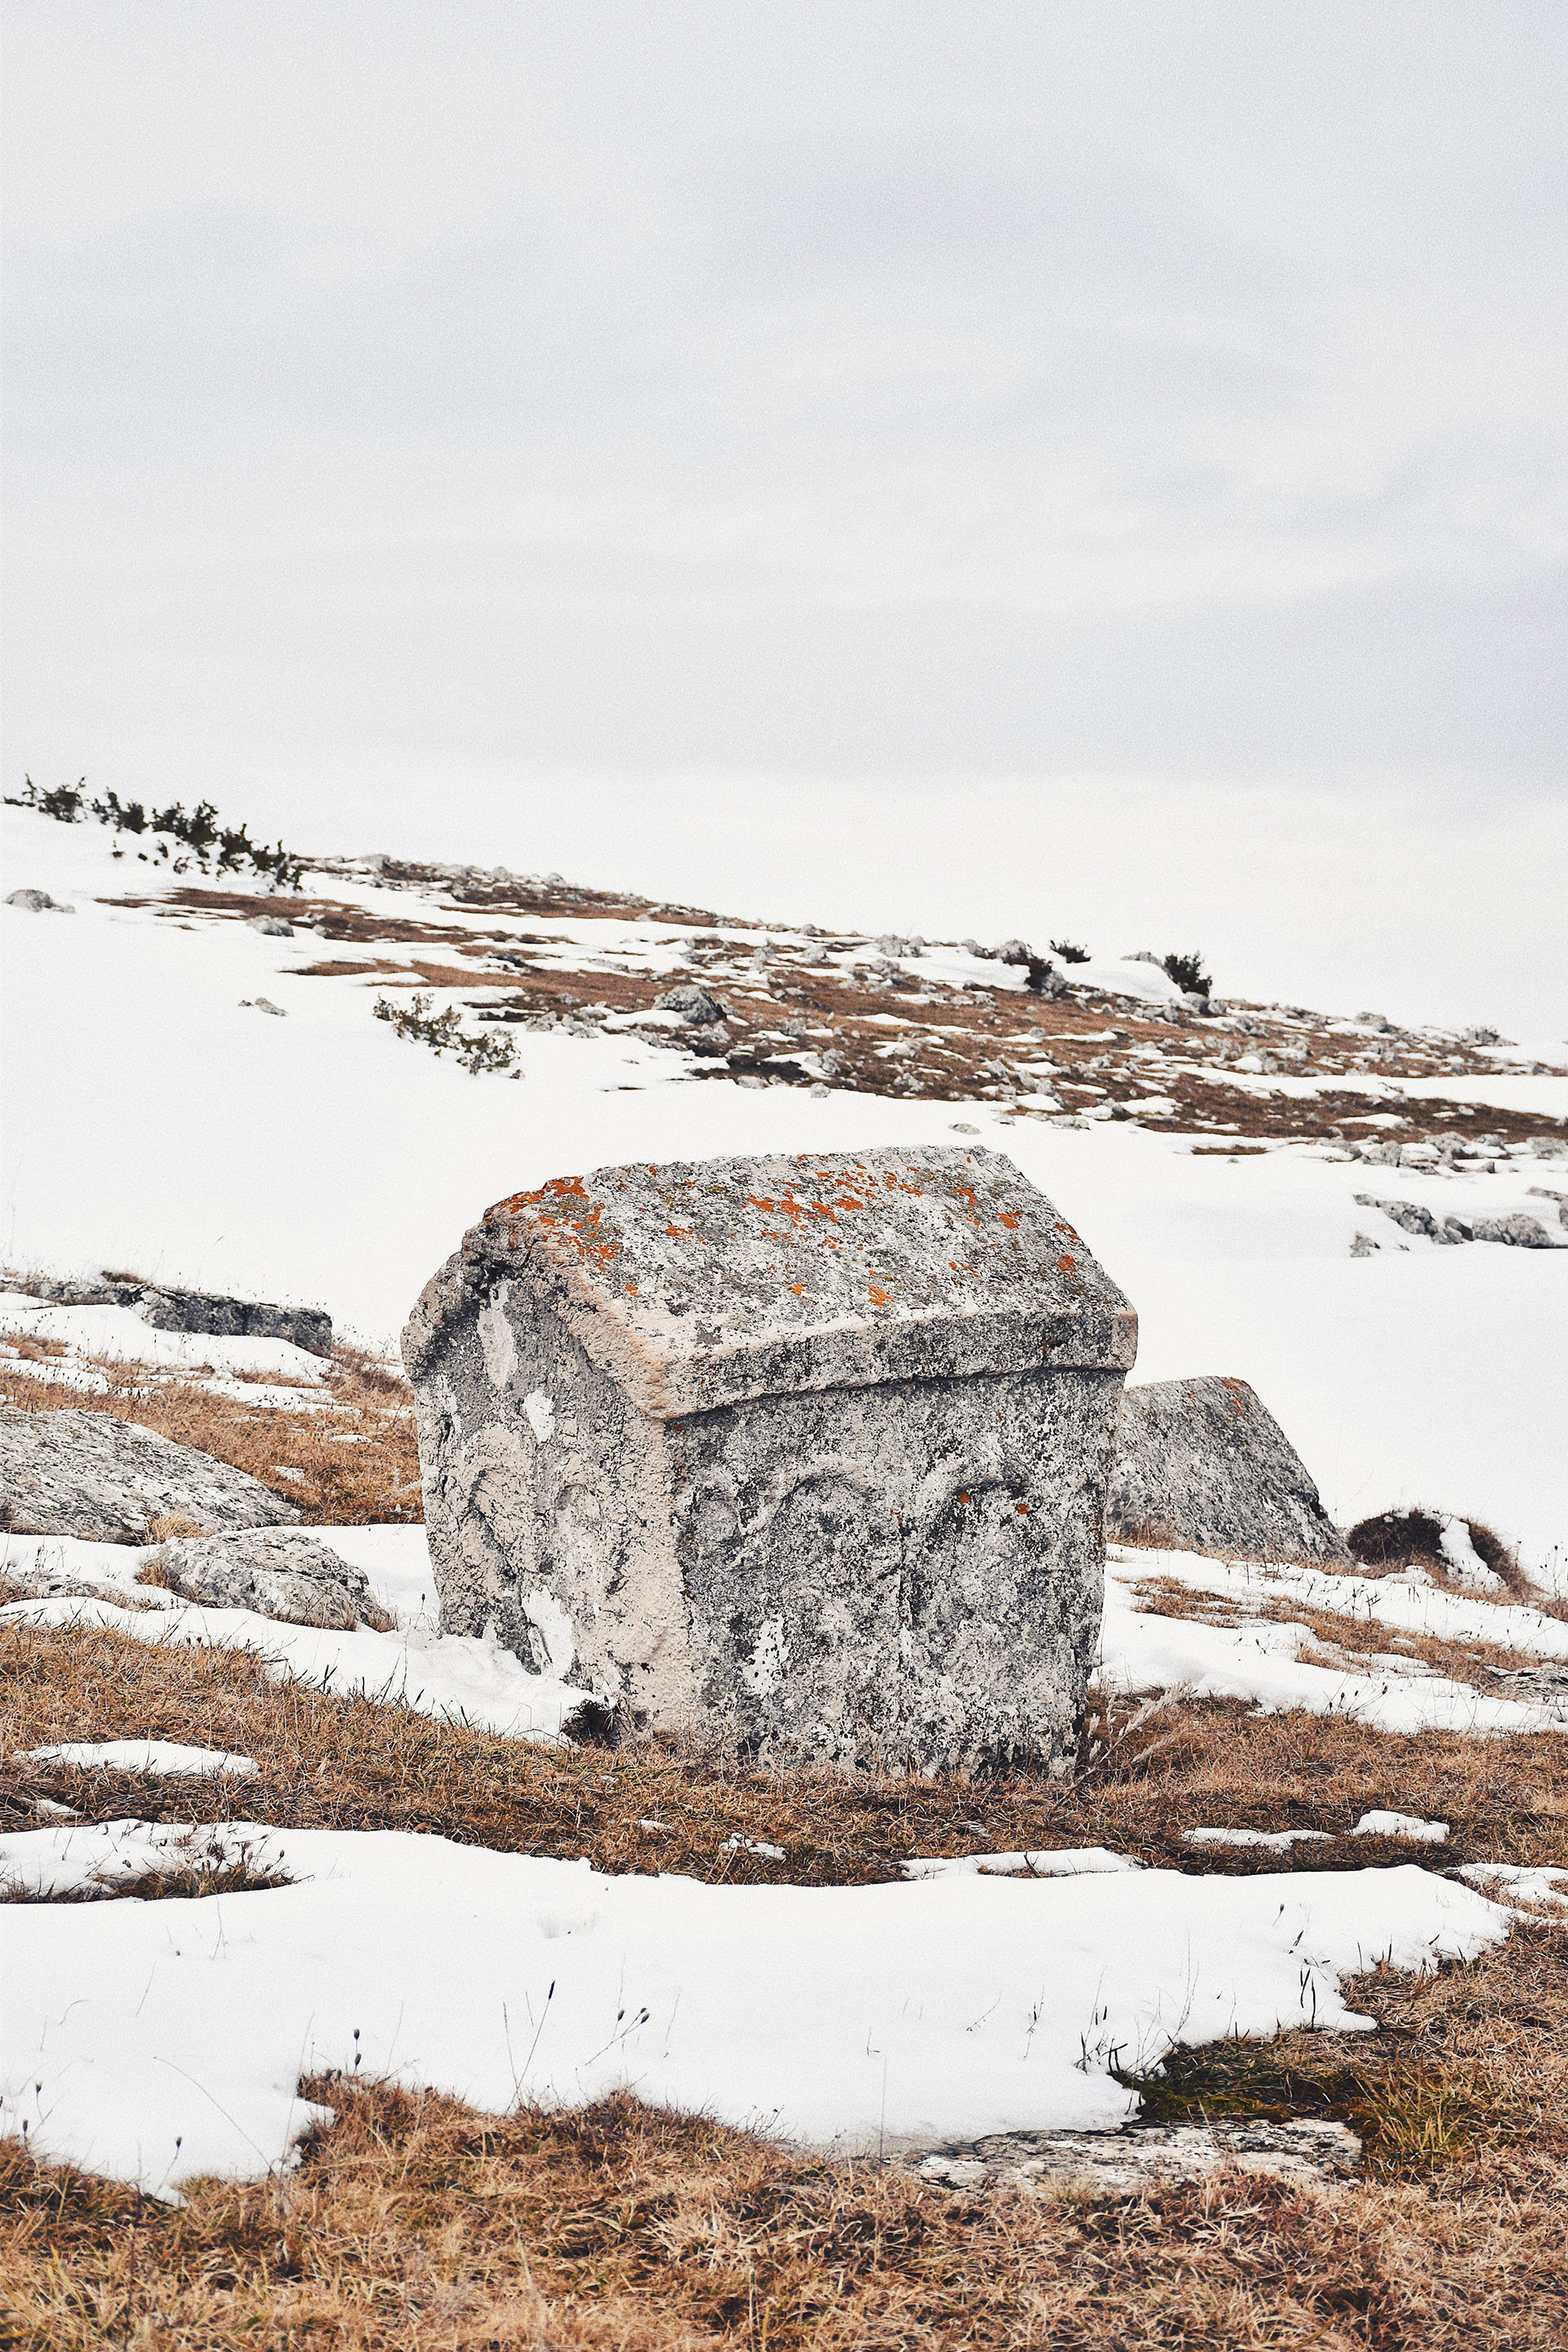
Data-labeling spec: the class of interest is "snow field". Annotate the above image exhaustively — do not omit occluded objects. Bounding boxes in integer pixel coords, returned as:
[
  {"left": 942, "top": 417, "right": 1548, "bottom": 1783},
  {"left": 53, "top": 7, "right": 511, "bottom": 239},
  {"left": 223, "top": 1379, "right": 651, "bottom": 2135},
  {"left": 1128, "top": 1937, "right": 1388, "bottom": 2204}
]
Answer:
[
  {"left": 7, "top": 804, "right": 1566, "bottom": 1574},
  {"left": 4, "top": 808, "right": 1566, "bottom": 2207},
  {"left": 0, "top": 1820, "right": 1513, "bottom": 2198}
]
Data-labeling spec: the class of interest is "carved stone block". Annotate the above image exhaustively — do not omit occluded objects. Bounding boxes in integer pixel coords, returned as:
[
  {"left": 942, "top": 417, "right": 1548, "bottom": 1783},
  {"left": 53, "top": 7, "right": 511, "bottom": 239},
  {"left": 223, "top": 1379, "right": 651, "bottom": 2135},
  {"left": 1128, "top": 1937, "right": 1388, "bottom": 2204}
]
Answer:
[{"left": 403, "top": 1147, "right": 1136, "bottom": 1771}]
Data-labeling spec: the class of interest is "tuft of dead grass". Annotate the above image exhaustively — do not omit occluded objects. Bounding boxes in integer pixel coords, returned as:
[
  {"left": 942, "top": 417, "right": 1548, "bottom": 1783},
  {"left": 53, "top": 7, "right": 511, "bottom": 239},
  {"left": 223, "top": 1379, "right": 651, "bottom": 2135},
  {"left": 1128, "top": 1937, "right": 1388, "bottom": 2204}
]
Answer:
[
  {"left": 1125, "top": 1574, "right": 1568, "bottom": 1694},
  {"left": 0, "top": 1343, "right": 420, "bottom": 1522}
]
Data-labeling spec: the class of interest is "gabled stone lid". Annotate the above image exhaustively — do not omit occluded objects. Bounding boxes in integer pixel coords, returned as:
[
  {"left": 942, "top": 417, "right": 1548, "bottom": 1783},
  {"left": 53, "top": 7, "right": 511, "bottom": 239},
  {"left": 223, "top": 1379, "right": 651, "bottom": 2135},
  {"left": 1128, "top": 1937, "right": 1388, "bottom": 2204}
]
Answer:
[{"left": 409, "top": 1146, "right": 1136, "bottom": 1419}]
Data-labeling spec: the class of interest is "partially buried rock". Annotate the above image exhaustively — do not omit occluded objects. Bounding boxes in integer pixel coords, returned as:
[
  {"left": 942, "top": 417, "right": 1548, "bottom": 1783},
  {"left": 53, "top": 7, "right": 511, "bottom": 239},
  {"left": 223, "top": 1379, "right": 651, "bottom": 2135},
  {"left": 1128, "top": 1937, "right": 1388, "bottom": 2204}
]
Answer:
[
  {"left": 7, "top": 1272, "right": 332, "bottom": 1356},
  {"left": 6, "top": 888, "right": 74, "bottom": 913},
  {"left": 1108, "top": 1375, "right": 1350, "bottom": 1566},
  {"left": 653, "top": 982, "right": 727, "bottom": 1026},
  {"left": 143, "top": 1529, "right": 388, "bottom": 1628},
  {"left": 1473, "top": 1211, "right": 1553, "bottom": 1248},
  {"left": 0, "top": 1410, "right": 301, "bottom": 1542}
]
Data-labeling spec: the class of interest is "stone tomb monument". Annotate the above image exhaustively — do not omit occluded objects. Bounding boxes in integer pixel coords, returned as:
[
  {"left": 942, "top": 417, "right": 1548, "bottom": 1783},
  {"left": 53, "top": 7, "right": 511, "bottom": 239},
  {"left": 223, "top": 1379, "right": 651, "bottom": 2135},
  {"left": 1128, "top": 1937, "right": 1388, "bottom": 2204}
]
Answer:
[{"left": 403, "top": 1147, "right": 1136, "bottom": 1771}]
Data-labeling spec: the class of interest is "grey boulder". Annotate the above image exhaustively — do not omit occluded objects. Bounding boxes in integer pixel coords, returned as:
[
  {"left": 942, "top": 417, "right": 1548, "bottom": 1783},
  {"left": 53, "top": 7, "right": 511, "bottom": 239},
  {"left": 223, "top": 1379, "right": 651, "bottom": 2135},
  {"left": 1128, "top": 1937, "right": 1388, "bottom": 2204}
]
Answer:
[
  {"left": 1107, "top": 1376, "right": 1350, "bottom": 1566},
  {"left": 6, "top": 888, "right": 74, "bottom": 913},
  {"left": 144, "top": 1529, "right": 385, "bottom": 1628},
  {"left": 0, "top": 1409, "right": 301, "bottom": 1541},
  {"left": 654, "top": 982, "right": 728, "bottom": 1026},
  {"left": 1473, "top": 1211, "right": 1553, "bottom": 1248},
  {"left": 6, "top": 1272, "right": 332, "bottom": 1356}
]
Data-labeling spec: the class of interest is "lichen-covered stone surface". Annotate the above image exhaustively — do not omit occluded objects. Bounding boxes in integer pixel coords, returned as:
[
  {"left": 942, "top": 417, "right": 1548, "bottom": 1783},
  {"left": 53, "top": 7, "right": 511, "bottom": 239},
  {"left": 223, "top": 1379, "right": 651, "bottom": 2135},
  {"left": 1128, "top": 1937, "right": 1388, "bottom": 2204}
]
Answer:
[
  {"left": 0, "top": 1409, "right": 301, "bottom": 1541},
  {"left": 1108, "top": 1375, "right": 1350, "bottom": 1566},
  {"left": 404, "top": 1147, "right": 1136, "bottom": 1770},
  {"left": 905, "top": 2117, "right": 1361, "bottom": 2196}
]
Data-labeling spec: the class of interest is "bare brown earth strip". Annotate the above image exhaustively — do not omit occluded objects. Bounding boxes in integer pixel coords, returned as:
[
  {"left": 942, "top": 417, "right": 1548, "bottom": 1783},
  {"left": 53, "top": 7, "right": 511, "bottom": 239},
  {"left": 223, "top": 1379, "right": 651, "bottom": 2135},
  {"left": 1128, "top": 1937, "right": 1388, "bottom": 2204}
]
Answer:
[{"left": 119, "top": 878, "right": 1565, "bottom": 1151}]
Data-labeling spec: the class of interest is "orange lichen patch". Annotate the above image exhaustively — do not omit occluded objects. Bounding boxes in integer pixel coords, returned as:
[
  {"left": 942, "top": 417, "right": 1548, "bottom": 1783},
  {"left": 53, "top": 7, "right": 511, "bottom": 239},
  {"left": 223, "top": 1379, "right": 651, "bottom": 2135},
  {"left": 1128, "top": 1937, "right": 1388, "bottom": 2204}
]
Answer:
[
  {"left": 665, "top": 1224, "right": 689, "bottom": 1239},
  {"left": 868, "top": 1285, "right": 890, "bottom": 1306},
  {"left": 998, "top": 1212, "right": 1019, "bottom": 1227},
  {"left": 1057, "top": 1255, "right": 1077, "bottom": 1273},
  {"left": 625, "top": 1282, "right": 639, "bottom": 1295},
  {"left": 492, "top": 1174, "right": 591, "bottom": 1218}
]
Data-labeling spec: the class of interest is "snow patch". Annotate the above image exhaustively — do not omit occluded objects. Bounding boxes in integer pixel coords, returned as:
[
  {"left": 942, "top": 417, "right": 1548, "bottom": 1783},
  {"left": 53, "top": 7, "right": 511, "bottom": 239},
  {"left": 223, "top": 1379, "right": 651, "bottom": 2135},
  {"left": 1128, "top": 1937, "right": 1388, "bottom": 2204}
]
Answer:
[
  {"left": 0, "top": 1825, "right": 1513, "bottom": 2198},
  {"left": 21, "top": 1742, "right": 256, "bottom": 1778}
]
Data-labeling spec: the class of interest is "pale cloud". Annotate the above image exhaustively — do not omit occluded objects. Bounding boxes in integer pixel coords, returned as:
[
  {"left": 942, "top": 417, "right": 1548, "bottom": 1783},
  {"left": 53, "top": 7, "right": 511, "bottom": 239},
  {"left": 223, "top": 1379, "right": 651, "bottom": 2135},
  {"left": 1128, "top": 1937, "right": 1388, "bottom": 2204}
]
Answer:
[{"left": 2, "top": 2, "right": 1564, "bottom": 1024}]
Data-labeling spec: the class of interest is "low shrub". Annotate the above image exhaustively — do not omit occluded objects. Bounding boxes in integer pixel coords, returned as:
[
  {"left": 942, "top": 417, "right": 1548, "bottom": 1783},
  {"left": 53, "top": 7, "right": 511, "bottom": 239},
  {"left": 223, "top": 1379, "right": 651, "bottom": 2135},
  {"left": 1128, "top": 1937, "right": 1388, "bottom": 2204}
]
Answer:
[
  {"left": 372, "top": 991, "right": 518, "bottom": 1076},
  {"left": 1162, "top": 949, "right": 1212, "bottom": 998},
  {"left": 1347, "top": 1508, "right": 1527, "bottom": 1597},
  {"left": 7, "top": 776, "right": 305, "bottom": 891},
  {"left": 1050, "top": 938, "right": 1091, "bottom": 964}
]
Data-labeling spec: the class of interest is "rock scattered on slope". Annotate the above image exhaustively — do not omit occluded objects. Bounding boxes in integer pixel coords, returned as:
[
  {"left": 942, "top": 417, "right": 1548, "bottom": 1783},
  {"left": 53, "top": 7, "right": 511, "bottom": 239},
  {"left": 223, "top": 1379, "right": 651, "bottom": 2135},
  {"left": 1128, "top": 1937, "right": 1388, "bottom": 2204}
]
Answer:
[
  {"left": 143, "top": 1529, "right": 388, "bottom": 1628},
  {"left": 1108, "top": 1375, "right": 1350, "bottom": 1566},
  {"left": 3, "top": 1272, "right": 332, "bottom": 1356},
  {"left": 0, "top": 1409, "right": 301, "bottom": 1542},
  {"left": 1473, "top": 1210, "right": 1554, "bottom": 1247},
  {"left": 653, "top": 982, "right": 727, "bottom": 1025},
  {"left": 1356, "top": 1196, "right": 1557, "bottom": 1250},
  {"left": 5, "top": 888, "right": 74, "bottom": 913}
]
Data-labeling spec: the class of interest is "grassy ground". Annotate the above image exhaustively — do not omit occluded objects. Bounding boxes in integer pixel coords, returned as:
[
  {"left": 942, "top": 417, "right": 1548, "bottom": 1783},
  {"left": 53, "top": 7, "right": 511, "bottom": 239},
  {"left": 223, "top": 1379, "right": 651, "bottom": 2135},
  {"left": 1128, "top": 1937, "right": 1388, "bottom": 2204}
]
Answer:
[
  {"left": 3, "top": 1622, "right": 1566, "bottom": 2343},
  {"left": 5, "top": 1617, "right": 1568, "bottom": 1882},
  {"left": 4, "top": 1368, "right": 1567, "bottom": 2342},
  {"left": 2, "top": 1964, "right": 1566, "bottom": 2348}
]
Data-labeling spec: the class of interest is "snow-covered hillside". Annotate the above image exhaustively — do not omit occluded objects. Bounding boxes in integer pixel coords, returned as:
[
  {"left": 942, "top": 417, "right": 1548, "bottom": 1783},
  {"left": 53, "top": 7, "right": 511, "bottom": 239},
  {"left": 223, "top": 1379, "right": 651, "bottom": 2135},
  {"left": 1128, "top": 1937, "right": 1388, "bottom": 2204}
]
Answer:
[{"left": 4, "top": 797, "right": 1565, "bottom": 1574}]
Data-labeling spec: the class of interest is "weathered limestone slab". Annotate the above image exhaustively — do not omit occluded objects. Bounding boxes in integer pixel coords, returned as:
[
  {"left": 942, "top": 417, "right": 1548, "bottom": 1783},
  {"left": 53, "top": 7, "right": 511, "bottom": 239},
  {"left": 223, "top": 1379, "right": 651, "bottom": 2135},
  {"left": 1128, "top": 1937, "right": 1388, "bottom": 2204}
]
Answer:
[
  {"left": 144, "top": 1530, "right": 388, "bottom": 1628},
  {"left": 403, "top": 1147, "right": 1136, "bottom": 1771},
  {"left": 0, "top": 1409, "right": 301, "bottom": 1541},
  {"left": 2, "top": 1272, "right": 332, "bottom": 1357},
  {"left": 1108, "top": 1377, "right": 1350, "bottom": 1566}
]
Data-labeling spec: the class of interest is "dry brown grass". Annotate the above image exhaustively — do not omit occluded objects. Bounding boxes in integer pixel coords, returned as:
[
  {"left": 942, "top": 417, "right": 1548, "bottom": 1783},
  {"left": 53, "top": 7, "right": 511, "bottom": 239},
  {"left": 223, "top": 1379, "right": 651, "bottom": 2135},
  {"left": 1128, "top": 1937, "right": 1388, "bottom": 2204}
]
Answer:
[
  {"left": 5, "top": 1622, "right": 1568, "bottom": 2343},
  {"left": 4, "top": 2060, "right": 1567, "bottom": 2350},
  {"left": 6, "top": 1618, "right": 1566, "bottom": 1881},
  {"left": 0, "top": 1343, "right": 420, "bottom": 1522}
]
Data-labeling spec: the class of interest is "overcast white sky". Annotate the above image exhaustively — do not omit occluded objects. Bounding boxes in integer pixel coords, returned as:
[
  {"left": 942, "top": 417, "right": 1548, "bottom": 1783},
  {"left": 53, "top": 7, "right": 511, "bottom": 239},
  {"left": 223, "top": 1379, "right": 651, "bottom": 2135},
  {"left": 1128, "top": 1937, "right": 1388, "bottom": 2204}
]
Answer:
[{"left": 3, "top": 2, "right": 1564, "bottom": 1030}]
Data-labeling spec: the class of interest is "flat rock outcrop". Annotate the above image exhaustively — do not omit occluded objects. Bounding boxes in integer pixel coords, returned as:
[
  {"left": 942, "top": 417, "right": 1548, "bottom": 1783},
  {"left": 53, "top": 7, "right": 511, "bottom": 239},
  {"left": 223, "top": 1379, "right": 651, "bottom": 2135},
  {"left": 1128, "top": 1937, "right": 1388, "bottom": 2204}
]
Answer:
[
  {"left": 907, "top": 2117, "right": 1361, "bottom": 2196},
  {"left": 0, "top": 1410, "right": 301, "bottom": 1542},
  {"left": 404, "top": 1145, "right": 1136, "bottom": 1771},
  {"left": 144, "top": 1529, "right": 385, "bottom": 1628},
  {"left": 4, "top": 1273, "right": 332, "bottom": 1356},
  {"left": 1107, "top": 1376, "right": 1349, "bottom": 1566}
]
